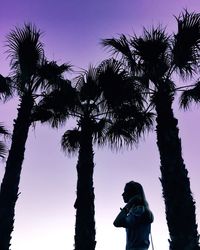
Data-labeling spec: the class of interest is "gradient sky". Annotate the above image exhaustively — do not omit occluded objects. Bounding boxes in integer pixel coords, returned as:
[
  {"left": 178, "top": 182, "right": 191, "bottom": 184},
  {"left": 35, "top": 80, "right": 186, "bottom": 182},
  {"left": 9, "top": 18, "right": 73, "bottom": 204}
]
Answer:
[{"left": 1, "top": 1, "right": 200, "bottom": 250}]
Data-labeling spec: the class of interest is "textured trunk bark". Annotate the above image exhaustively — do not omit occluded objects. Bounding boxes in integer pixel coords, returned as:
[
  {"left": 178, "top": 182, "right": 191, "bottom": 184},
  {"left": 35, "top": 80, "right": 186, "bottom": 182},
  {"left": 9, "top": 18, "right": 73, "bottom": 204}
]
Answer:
[
  {"left": 0, "top": 93, "right": 34, "bottom": 250},
  {"left": 154, "top": 87, "right": 199, "bottom": 250},
  {"left": 74, "top": 118, "right": 96, "bottom": 250}
]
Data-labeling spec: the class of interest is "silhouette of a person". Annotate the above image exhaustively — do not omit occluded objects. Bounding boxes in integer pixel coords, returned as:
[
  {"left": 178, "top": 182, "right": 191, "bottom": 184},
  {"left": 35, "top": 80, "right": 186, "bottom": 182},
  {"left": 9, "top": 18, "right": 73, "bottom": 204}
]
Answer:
[{"left": 114, "top": 181, "right": 153, "bottom": 250}]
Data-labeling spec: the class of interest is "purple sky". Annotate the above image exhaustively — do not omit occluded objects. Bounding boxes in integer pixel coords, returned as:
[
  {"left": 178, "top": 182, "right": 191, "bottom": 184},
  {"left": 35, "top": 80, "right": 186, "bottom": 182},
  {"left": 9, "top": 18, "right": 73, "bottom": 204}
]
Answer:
[{"left": 1, "top": 1, "right": 200, "bottom": 250}]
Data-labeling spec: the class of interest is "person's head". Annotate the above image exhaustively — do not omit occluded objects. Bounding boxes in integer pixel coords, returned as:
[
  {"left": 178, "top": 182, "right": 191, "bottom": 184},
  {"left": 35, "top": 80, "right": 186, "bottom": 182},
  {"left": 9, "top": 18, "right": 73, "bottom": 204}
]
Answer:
[{"left": 122, "top": 181, "right": 145, "bottom": 203}]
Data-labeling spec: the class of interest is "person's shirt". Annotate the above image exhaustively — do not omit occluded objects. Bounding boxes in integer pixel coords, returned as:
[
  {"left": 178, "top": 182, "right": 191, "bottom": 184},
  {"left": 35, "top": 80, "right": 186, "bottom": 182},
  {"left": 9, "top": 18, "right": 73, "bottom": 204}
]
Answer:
[{"left": 113, "top": 205, "right": 153, "bottom": 250}]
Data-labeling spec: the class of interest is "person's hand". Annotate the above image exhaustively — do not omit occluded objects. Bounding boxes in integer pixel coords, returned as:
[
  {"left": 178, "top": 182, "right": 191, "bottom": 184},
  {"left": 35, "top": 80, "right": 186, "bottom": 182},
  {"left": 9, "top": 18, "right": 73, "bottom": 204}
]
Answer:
[
  {"left": 122, "top": 199, "right": 135, "bottom": 212},
  {"left": 126, "top": 195, "right": 142, "bottom": 210}
]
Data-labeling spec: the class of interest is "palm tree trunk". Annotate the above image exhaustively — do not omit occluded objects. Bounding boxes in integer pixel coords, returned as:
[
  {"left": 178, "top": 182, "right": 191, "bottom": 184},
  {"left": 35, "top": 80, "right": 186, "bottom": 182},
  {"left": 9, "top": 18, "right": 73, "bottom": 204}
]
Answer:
[
  {"left": 0, "top": 92, "right": 34, "bottom": 250},
  {"left": 154, "top": 87, "right": 200, "bottom": 250},
  {"left": 74, "top": 118, "right": 96, "bottom": 250}
]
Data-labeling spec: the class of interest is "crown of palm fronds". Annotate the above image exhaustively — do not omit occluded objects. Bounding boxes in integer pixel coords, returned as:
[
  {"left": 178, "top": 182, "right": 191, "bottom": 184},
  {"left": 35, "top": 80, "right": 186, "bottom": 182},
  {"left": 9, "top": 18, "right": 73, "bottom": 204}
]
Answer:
[
  {"left": 172, "top": 10, "right": 200, "bottom": 77},
  {"left": 130, "top": 27, "right": 170, "bottom": 82},
  {"left": 35, "top": 59, "right": 153, "bottom": 154},
  {"left": 6, "top": 23, "right": 44, "bottom": 91}
]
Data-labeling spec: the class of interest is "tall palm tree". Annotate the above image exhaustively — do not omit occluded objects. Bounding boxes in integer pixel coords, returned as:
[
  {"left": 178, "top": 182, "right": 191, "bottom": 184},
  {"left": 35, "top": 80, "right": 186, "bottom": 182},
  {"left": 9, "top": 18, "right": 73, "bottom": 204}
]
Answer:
[
  {"left": 33, "top": 59, "right": 153, "bottom": 250},
  {"left": 0, "top": 24, "right": 71, "bottom": 250},
  {"left": 102, "top": 10, "right": 200, "bottom": 250}
]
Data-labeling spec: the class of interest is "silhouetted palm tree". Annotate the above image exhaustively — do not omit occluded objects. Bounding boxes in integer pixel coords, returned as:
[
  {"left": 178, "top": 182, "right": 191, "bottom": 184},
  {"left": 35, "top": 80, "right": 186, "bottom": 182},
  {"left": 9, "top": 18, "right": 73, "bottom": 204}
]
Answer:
[
  {"left": 0, "top": 24, "right": 71, "bottom": 250},
  {"left": 33, "top": 59, "right": 153, "bottom": 250},
  {"left": 102, "top": 10, "right": 200, "bottom": 250}
]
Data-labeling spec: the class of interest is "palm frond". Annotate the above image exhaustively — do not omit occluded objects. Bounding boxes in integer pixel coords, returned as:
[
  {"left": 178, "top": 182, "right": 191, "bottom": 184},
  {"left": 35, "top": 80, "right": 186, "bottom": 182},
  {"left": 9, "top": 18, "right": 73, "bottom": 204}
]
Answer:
[
  {"left": 180, "top": 80, "right": 200, "bottom": 108},
  {"left": 104, "top": 119, "right": 138, "bottom": 150},
  {"left": 132, "top": 110, "right": 155, "bottom": 136},
  {"left": 0, "top": 123, "right": 10, "bottom": 159},
  {"left": 39, "top": 82, "right": 78, "bottom": 111},
  {"left": 6, "top": 23, "right": 44, "bottom": 87},
  {"left": 33, "top": 83, "right": 78, "bottom": 127},
  {"left": 36, "top": 60, "right": 72, "bottom": 91},
  {"left": 48, "top": 111, "right": 69, "bottom": 128},
  {"left": 61, "top": 129, "right": 80, "bottom": 156},
  {"left": 0, "top": 75, "right": 13, "bottom": 101},
  {"left": 172, "top": 10, "right": 200, "bottom": 77},
  {"left": 76, "top": 66, "right": 101, "bottom": 102},
  {"left": 92, "top": 118, "right": 110, "bottom": 145},
  {"left": 0, "top": 141, "right": 7, "bottom": 158},
  {"left": 31, "top": 105, "right": 54, "bottom": 123},
  {"left": 97, "top": 59, "right": 140, "bottom": 108},
  {"left": 0, "top": 123, "right": 10, "bottom": 137},
  {"left": 102, "top": 35, "right": 131, "bottom": 57},
  {"left": 33, "top": 103, "right": 69, "bottom": 128},
  {"left": 101, "top": 35, "right": 137, "bottom": 72},
  {"left": 94, "top": 111, "right": 153, "bottom": 150}
]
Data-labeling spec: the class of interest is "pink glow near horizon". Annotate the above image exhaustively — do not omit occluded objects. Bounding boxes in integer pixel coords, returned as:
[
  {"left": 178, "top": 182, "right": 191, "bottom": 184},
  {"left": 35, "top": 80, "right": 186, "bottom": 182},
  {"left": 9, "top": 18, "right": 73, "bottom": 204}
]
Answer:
[{"left": 0, "top": 1, "right": 200, "bottom": 250}]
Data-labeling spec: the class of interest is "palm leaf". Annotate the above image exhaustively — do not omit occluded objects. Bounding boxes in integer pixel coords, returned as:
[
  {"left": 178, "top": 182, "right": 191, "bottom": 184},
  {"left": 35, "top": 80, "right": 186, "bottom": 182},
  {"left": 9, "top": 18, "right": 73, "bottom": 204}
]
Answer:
[
  {"left": 172, "top": 10, "right": 200, "bottom": 77},
  {"left": 95, "top": 108, "right": 154, "bottom": 150},
  {"left": 61, "top": 129, "right": 80, "bottom": 155},
  {"left": 36, "top": 60, "right": 72, "bottom": 91},
  {"left": 0, "top": 75, "right": 13, "bottom": 101},
  {"left": 0, "top": 141, "right": 7, "bottom": 158},
  {"left": 102, "top": 34, "right": 132, "bottom": 57},
  {"left": 33, "top": 102, "right": 69, "bottom": 128},
  {"left": 0, "top": 123, "right": 10, "bottom": 137},
  {"left": 180, "top": 80, "right": 200, "bottom": 108},
  {"left": 0, "top": 123, "right": 10, "bottom": 158},
  {"left": 33, "top": 83, "right": 78, "bottom": 127},
  {"left": 104, "top": 119, "right": 138, "bottom": 149},
  {"left": 92, "top": 118, "right": 110, "bottom": 145},
  {"left": 39, "top": 82, "right": 77, "bottom": 111},
  {"left": 76, "top": 66, "right": 101, "bottom": 102},
  {"left": 101, "top": 34, "right": 137, "bottom": 72},
  {"left": 31, "top": 105, "right": 54, "bottom": 123},
  {"left": 97, "top": 59, "right": 140, "bottom": 108}
]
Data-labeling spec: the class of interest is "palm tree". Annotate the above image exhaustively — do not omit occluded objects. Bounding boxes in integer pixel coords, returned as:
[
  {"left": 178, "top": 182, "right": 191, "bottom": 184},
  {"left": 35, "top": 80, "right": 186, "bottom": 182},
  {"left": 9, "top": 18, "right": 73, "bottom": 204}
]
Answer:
[
  {"left": 33, "top": 59, "right": 153, "bottom": 250},
  {"left": 0, "top": 24, "right": 71, "bottom": 250},
  {"left": 102, "top": 10, "right": 200, "bottom": 250}
]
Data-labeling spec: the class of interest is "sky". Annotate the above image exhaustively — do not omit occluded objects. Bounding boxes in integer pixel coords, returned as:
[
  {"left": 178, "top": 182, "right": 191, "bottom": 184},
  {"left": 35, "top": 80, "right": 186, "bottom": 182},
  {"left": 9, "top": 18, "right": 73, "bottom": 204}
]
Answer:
[{"left": 0, "top": 1, "right": 200, "bottom": 250}]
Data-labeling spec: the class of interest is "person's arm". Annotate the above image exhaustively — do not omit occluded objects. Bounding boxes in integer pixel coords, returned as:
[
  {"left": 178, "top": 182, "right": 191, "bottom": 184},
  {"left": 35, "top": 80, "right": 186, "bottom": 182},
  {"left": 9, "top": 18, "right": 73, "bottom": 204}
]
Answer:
[
  {"left": 113, "top": 205, "right": 145, "bottom": 228},
  {"left": 113, "top": 206, "right": 129, "bottom": 227}
]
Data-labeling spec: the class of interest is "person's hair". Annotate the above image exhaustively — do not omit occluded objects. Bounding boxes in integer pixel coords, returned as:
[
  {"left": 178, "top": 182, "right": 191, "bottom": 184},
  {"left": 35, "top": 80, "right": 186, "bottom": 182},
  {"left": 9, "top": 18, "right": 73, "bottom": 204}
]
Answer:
[{"left": 125, "top": 181, "right": 150, "bottom": 209}]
